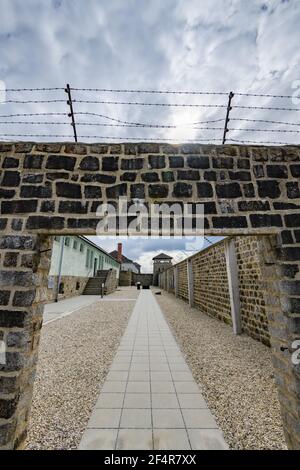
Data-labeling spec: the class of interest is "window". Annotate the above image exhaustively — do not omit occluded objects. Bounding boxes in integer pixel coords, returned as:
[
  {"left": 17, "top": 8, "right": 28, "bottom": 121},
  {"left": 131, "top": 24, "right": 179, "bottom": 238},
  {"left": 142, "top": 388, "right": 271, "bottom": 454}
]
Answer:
[
  {"left": 89, "top": 250, "right": 93, "bottom": 268},
  {"left": 80, "top": 243, "right": 84, "bottom": 252},
  {"left": 86, "top": 249, "right": 90, "bottom": 267},
  {"left": 54, "top": 236, "right": 60, "bottom": 243},
  {"left": 65, "top": 237, "right": 70, "bottom": 247},
  {"left": 73, "top": 240, "right": 78, "bottom": 250}
]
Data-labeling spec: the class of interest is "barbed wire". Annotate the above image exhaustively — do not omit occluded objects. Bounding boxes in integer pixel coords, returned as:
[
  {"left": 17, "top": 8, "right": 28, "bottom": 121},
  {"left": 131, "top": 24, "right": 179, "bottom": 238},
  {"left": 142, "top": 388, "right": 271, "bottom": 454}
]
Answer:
[
  {"left": 230, "top": 118, "right": 300, "bottom": 127},
  {"left": 5, "top": 87, "right": 64, "bottom": 92},
  {"left": 5, "top": 87, "right": 295, "bottom": 99},
  {"left": 1, "top": 113, "right": 299, "bottom": 128},
  {"left": 1, "top": 121, "right": 300, "bottom": 134},
  {"left": 73, "top": 112, "right": 226, "bottom": 127},
  {"left": 0, "top": 112, "right": 68, "bottom": 118},
  {"left": 2, "top": 99, "right": 66, "bottom": 104},
  {"left": 0, "top": 133, "right": 221, "bottom": 142},
  {"left": 0, "top": 85, "right": 299, "bottom": 144},
  {"left": 3, "top": 98, "right": 300, "bottom": 113},
  {"left": 228, "top": 138, "right": 294, "bottom": 145},
  {"left": 73, "top": 100, "right": 228, "bottom": 108}
]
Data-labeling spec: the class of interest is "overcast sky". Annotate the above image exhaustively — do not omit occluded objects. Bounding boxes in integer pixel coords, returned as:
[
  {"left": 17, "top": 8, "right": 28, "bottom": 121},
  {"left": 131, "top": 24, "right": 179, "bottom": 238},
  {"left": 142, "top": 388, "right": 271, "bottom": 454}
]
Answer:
[
  {"left": 87, "top": 236, "right": 225, "bottom": 273},
  {"left": 0, "top": 0, "right": 299, "bottom": 269},
  {"left": 0, "top": 0, "right": 300, "bottom": 144}
]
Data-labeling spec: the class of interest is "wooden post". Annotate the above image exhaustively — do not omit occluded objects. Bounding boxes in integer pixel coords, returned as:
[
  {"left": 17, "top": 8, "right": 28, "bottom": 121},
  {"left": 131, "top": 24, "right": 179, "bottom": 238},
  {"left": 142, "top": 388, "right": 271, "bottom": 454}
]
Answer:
[
  {"left": 187, "top": 259, "right": 194, "bottom": 308},
  {"left": 224, "top": 238, "right": 242, "bottom": 335}
]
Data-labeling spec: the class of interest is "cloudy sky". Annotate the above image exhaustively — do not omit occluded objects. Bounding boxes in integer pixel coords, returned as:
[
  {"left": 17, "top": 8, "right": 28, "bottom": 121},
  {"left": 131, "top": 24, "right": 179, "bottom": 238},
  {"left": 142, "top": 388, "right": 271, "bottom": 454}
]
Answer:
[
  {"left": 0, "top": 0, "right": 299, "bottom": 269},
  {"left": 0, "top": 0, "right": 300, "bottom": 144},
  {"left": 87, "top": 236, "right": 225, "bottom": 273}
]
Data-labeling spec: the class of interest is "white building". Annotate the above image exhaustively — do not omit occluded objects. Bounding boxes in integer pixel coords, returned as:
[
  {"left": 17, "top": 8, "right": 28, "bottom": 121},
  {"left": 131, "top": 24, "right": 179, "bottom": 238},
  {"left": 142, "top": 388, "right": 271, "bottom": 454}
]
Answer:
[{"left": 50, "top": 235, "right": 120, "bottom": 278}]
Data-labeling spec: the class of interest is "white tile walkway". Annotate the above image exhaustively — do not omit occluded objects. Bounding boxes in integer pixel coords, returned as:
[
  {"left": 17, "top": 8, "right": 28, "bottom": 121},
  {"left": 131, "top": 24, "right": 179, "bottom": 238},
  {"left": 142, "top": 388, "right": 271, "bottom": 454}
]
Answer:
[
  {"left": 43, "top": 295, "right": 100, "bottom": 325},
  {"left": 79, "top": 290, "right": 228, "bottom": 450}
]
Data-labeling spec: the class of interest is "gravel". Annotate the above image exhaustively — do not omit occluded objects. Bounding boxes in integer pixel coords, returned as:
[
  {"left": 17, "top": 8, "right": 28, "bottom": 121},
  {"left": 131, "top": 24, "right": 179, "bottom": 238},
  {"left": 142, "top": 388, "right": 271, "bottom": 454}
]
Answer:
[
  {"left": 26, "top": 292, "right": 136, "bottom": 450},
  {"left": 155, "top": 290, "right": 287, "bottom": 450}
]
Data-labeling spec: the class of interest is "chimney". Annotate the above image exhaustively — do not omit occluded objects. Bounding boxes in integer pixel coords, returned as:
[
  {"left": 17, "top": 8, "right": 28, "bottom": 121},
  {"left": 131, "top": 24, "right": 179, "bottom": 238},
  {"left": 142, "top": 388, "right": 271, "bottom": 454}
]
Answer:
[{"left": 117, "top": 243, "right": 122, "bottom": 263}]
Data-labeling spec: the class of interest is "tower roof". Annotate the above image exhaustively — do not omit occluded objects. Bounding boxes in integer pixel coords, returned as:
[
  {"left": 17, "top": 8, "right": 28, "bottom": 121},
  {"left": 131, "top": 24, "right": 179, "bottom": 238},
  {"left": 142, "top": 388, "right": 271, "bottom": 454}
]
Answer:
[{"left": 152, "top": 253, "right": 173, "bottom": 260}]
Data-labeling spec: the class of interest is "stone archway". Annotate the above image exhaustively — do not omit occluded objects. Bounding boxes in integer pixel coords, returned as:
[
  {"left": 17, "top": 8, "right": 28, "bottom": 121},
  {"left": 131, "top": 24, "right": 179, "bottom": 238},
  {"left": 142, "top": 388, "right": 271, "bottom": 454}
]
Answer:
[{"left": 0, "top": 142, "right": 299, "bottom": 449}]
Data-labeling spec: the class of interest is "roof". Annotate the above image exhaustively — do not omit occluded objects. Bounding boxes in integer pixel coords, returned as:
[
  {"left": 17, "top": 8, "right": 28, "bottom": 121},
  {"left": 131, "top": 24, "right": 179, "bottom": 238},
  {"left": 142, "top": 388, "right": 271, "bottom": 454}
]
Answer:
[
  {"left": 109, "top": 250, "right": 141, "bottom": 270},
  {"left": 152, "top": 253, "right": 173, "bottom": 260},
  {"left": 78, "top": 236, "right": 121, "bottom": 265},
  {"left": 110, "top": 250, "right": 134, "bottom": 264}
]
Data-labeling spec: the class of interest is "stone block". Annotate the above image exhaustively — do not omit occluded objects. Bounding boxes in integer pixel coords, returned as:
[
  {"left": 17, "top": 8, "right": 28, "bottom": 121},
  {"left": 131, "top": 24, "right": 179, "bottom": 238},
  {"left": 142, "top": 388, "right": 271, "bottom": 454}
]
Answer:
[
  {"left": 46, "top": 155, "right": 76, "bottom": 171},
  {"left": 79, "top": 156, "right": 100, "bottom": 171}
]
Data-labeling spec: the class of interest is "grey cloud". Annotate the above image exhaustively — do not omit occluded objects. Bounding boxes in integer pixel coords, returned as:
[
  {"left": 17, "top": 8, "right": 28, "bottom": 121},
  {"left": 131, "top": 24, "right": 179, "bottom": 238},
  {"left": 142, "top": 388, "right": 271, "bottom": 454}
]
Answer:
[{"left": 0, "top": 0, "right": 299, "bottom": 143}]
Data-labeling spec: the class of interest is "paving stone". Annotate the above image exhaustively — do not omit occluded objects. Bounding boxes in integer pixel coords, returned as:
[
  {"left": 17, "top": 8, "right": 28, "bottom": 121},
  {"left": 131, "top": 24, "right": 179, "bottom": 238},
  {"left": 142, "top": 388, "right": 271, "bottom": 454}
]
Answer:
[
  {"left": 106, "top": 371, "right": 129, "bottom": 382},
  {"left": 150, "top": 371, "right": 172, "bottom": 381},
  {"left": 188, "top": 429, "right": 228, "bottom": 450},
  {"left": 117, "top": 429, "right": 153, "bottom": 450},
  {"left": 177, "top": 394, "right": 208, "bottom": 409},
  {"left": 128, "top": 371, "right": 150, "bottom": 381},
  {"left": 151, "top": 382, "right": 176, "bottom": 393},
  {"left": 120, "top": 409, "right": 152, "bottom": 428},
  {"left": 79, "top": 429, "right": 118, "bottom": 450},
  {"left": 153, "top": 429, "right": 191, "bottom": 450},
  {"left": 123, "top": 394, "right": 151, "bottom": 409},
  {"left": 182, "top": 409, "right": 218, "bottom": 428},
  {"left": 174, "top": 381, "right": 200, "bottom": 394},
  {"left": 87, "top": 409, "right": 121, "bottom": 428},
  {"left": 101, "top": 381, "right": 127, "bottom": 393},
  {"left": 94, "top": 393, "right": 124, "bottom": 409},
  {"left": 152, "top": 394, "right": 179, "bottom": 409},
  {"left": 171, "top": 371, "right": 194, "bottom": 381},
  {"left": 126, "top": 381, "right": 150, "bottom": 393},
  {"left": 152, "top": 409, "right": 185, "bottom": 428}
]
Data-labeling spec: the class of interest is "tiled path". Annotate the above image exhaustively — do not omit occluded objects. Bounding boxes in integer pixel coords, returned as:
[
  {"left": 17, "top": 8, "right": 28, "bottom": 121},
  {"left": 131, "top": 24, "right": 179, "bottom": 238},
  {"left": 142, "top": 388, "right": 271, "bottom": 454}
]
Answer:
[
  {"left": 43, "top": 295, "right": 99, "bottom": 325},
  {"left": 79, "top": 290, "right": 228, "bottom": 450}
]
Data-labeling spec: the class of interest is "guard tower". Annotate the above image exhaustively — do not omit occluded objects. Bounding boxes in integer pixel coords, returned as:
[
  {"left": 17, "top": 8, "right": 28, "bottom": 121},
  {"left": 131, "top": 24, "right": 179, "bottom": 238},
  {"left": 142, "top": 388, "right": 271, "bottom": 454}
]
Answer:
[{"left": 152, "top": 253, "right": 173, "bottom": 286}]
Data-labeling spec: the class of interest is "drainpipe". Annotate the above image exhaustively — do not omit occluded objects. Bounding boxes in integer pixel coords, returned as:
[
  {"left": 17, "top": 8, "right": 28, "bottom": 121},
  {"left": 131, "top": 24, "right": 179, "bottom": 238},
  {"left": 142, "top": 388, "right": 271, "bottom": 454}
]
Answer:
[{"left": 55, "top": 236, "right": 65, "bottom": 303}]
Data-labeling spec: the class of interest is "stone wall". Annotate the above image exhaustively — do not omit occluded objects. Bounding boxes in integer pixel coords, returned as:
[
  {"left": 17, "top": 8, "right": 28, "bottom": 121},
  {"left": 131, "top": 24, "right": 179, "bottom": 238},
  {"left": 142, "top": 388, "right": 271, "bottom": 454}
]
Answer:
[
  {"left": 0, "top": 142, "right": 299, "bottom": 449},
  {"left": 177, "top": 262, "right": 188, "bottom": 301},
  {"left": 132, "top": 273, "right": 153, "bottom": 286},
  {"left": 45, "top": 275, "right": 88, "bottom": 303},
  {"left": 104, "top": 269, "right": 118, "bottom": 295},
  {"left": 159, "top": 236, "right": 270, "bottom": 343},
  {"left": 193, "top": 240, "right": 231, "bottom": 324},
  {"left": 119, "top": 271, "right": 132, "bottom": 286},
  {"left": 235, "top": 236, "right": 271, "bottom": 346}
]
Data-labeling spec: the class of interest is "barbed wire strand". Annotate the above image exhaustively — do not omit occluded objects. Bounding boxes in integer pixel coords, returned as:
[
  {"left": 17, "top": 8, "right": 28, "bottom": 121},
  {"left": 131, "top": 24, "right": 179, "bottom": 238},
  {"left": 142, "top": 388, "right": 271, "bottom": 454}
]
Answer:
[
  {"left": 228, "top": 138, "right": 294, "bottom": 145},
  {"left": 2, "top": 99, "right": 300, "bottom": 112},
  {"left": 0, "top": 133, "right": 221, "bottom": 142},
  {"left": 74, "top": 112, "right": 226, "bottom": 126},
  {"left": 5, "top": 87, "right": 64, "bottom": 92},
  {"left": 4, "top": 87, "right": 296, "bottom": 99},
  {"left": 1, "top": 113, "right": 299, "bottom": 127},
  {"left": 0, "top": 112, "right": 68, "bottom": 118},
  {"left": 230, "top": 118, "right": 300, "bottom": 127},
  {"left": 1, "top": 121, "right": 300, "bottom": 134}
]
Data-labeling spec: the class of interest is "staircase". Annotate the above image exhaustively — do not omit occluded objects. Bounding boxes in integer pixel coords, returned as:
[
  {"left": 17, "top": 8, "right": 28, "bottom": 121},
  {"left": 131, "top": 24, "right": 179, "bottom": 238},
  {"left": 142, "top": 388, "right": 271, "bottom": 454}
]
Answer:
[{"left": 82, "top": 270, "right": 110, "bottom": 295}]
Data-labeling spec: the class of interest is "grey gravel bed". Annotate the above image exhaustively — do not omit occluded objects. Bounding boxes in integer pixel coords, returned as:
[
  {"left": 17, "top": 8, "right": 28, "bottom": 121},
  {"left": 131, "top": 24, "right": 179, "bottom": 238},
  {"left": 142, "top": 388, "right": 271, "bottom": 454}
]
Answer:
[
  {"left": 155, "top": 291, "right": 287, "bottom": 450},
  {"left": 26, "top": 298, "right": 134, "bottom": 450}
]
